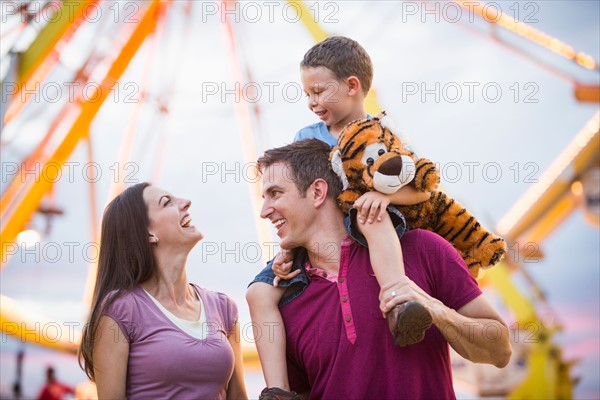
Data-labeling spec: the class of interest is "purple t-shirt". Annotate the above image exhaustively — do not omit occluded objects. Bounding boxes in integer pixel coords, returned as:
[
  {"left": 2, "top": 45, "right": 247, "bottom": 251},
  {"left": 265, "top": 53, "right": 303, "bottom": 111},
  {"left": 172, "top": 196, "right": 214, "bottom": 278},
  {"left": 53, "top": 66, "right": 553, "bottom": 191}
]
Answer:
[
  {"left": 104, "top": 284, "right": 238, "bottom": 400},
  {"left": 281, "top": 229, "right": 482, "bottom": 400}
]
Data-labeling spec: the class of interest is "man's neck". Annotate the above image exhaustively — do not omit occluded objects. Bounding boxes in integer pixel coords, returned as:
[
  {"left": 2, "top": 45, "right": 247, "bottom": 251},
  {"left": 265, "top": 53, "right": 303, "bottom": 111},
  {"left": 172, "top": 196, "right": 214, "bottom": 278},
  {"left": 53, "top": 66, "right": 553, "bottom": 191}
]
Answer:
[{"left": 304, "top": 216, "right": 348, "bottom": 275}]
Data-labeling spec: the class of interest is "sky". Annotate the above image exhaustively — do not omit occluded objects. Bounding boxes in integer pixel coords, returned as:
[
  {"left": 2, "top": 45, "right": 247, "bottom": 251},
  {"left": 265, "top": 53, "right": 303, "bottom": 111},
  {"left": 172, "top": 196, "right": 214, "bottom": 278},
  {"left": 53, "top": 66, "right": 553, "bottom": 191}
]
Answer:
[{"left": 1, "top": 1, "right": 599, "bottom": 398}]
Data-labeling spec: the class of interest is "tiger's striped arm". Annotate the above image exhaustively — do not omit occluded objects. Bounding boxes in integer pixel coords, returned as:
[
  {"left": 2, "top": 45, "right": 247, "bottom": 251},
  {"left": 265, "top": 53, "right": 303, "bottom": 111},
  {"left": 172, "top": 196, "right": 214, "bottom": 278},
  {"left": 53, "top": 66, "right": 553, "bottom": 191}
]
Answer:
[
  {"left": 429, "top": 191, "right": 507, "bottom": 278},
  {"left": 413, "top": 158, "right": 440, "bottom": 192}
]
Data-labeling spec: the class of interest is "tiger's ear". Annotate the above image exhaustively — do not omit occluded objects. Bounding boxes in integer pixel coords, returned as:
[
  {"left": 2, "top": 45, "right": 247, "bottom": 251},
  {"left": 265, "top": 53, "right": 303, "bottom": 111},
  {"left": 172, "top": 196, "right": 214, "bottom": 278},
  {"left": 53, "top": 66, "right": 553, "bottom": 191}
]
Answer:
[
  {"left": 373, "top": 110, "right": 387, "bottom": 121},
  {"left": 378, "top": 112, "right": 400, "bottom": 134},
  {"left": 330, "top": 147, "right": 349, "bottom": 191}
]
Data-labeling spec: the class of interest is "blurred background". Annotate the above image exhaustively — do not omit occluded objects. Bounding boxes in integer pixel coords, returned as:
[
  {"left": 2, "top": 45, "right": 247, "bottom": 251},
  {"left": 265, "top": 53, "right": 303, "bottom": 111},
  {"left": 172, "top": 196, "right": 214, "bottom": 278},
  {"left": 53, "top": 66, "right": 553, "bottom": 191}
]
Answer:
[{"left": 1, "top": 1, "right": 598, "bottom": 399}]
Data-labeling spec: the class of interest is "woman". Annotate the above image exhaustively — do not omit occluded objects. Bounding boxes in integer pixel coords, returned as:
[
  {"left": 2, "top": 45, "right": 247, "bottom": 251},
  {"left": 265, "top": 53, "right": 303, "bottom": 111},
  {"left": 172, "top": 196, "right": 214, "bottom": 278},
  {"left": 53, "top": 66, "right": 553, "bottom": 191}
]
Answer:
[{"left": 79, "top": 182, "right": 247, "bottom": 399}]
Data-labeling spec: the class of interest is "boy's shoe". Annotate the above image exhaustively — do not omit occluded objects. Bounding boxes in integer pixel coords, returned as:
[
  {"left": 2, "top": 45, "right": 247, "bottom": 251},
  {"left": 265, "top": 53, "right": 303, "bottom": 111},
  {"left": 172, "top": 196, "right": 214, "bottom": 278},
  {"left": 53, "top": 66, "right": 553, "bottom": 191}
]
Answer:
[
  {"left": 387, "top": 301, "right": 433, "bottom": 347},
  {"left": 259, "top": 387, "right": 301, "bottom": 400}
]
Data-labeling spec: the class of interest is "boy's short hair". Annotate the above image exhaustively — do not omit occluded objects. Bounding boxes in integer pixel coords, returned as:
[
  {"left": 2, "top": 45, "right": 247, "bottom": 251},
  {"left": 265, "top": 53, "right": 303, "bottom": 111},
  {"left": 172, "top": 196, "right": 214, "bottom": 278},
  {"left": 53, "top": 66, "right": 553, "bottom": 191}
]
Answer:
[
  {"left": 300, "top": 36, "right": 373, "bottom": 95},
  {"left": 257, "top": 139, "right": 343, "bottom": 201}
]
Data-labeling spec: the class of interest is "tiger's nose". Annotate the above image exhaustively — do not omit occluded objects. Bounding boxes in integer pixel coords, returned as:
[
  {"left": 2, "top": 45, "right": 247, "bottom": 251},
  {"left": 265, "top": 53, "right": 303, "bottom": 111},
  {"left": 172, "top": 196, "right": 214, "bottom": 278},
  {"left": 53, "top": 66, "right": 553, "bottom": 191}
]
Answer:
[{"left": 378, "top": 157, "right": 403, "bottom": 176}]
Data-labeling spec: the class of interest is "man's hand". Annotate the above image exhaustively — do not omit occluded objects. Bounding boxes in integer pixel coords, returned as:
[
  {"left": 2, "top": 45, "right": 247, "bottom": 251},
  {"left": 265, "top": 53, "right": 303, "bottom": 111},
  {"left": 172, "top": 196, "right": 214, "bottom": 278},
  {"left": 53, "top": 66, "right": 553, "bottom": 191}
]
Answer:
[
  {"left": 272, "top": 248, "right": 300, "bottom": 287},
  {"left": 379, "top": 277, "right": 511, "bottom": 367},
  {"left": 354, "top": 192, "right": 391, "bottom": 224},
  {"left": 379, "top": 277, "right": 442, "bottom": 317}
]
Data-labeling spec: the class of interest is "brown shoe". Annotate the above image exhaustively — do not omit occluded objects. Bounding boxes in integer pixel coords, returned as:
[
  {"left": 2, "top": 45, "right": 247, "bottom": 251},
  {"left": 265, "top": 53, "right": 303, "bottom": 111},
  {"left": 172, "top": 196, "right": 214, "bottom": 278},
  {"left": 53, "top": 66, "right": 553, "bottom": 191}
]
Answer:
[
  {"left": 387, "top": 301, "right": 433, "bottom": 347},
  {"left": 259, "top": 387, "right": 301, "bottom": 400}
]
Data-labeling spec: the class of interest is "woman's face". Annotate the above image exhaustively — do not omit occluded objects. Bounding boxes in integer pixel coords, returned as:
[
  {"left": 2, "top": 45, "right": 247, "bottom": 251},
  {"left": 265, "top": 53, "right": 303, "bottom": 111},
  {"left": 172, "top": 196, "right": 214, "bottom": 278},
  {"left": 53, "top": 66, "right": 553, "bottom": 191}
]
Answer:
[{"left": 143, "top": 186, "right": 203, "bottom": 250}]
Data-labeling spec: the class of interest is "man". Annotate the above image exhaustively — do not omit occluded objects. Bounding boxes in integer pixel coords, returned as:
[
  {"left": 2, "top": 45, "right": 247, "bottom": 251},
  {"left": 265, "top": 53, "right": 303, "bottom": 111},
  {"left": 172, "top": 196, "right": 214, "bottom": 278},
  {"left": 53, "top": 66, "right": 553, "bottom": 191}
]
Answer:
[
  {"left": 37, "top": 366, "right": 75, "bottom": 400},
  {"left": 252, "top": 139, "right": 511, "bottom": 399}
]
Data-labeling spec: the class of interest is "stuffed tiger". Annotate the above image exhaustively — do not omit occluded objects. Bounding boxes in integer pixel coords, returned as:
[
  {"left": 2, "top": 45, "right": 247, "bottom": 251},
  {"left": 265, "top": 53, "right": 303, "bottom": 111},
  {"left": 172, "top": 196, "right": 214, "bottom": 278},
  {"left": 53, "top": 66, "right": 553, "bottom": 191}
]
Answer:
[{"left": 330, "top": 113, "right": 507, "bottom": 278}]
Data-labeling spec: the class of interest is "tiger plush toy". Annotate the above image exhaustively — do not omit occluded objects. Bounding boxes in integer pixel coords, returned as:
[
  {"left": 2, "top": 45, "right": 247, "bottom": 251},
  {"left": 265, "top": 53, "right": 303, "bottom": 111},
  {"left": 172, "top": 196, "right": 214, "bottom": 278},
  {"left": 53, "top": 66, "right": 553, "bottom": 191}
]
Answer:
[{"left": 330, "top": 113, "right": 507, "bottom": 278}]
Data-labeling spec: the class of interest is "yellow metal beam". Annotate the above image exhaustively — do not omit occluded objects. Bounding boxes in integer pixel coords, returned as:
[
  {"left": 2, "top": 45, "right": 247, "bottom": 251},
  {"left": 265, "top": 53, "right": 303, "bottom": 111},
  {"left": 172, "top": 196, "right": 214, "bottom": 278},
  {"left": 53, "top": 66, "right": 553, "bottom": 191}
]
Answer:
[
  {"left": 482, "top": 261, "right": 573, "bottom": 398},
  {"left": 480, "top": 262, "right": 537, "bottom": 324},
  {"left": 0, "top": 295, "right": 78, "bottom": 354},
  {"left": 485, "top": 114, "right": 598, "bottom": 400},
  {"left": 508, "top": 337, "right": 575, "bottom": 399},
  {"left": 287, "top": 0, "right": 327, "bottom": 42},
  {"left": 497, "top": 112, "right": 600, "bottom": 241},
  {"left": 0, "top": 0, "right": 162, "bottom": 267},
  {"left": 453, "top": 1, "right": 598, "bottom": 71},
  {"left": 4, "top": 1, "right": 99, "bottom": 124},
  {"left": 18, "top": 1, "right": 97, "bottom": 81},
  {"left": 523, "top": 191, "right": 579, "bottom": 247},
  {"left": 509, "top": 337, "right": 557, "bottom": 399}
]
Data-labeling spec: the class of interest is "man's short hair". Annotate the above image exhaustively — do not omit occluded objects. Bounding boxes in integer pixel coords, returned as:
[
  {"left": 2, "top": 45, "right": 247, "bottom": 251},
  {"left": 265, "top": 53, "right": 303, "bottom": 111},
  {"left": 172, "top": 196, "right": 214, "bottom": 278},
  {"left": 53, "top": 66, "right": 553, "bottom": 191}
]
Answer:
[
  {"left": 257, "top": 139, "right": 343, "bottom": 201},
  {"left": 300, "top": 36, "right": 373, "bottom": 95}
]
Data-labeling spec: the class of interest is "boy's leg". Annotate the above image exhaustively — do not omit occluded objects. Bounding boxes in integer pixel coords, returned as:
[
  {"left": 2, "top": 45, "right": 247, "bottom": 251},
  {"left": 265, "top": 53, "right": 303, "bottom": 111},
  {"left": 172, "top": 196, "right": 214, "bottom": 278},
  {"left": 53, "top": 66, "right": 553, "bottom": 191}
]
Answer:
[
  {"left": 359, "top": 212, "right": 432, "bottom": 346},
  {"left": 246, "top": 282, "right": 291, "bottom": 391}
]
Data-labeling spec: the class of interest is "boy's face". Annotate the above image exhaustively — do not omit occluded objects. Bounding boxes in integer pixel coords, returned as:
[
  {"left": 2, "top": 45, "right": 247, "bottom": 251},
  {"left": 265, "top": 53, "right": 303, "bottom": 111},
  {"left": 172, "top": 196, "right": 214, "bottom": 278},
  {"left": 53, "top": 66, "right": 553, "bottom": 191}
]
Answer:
[{"left": 301, "top": 66, "right": 360, "bottom": 134}]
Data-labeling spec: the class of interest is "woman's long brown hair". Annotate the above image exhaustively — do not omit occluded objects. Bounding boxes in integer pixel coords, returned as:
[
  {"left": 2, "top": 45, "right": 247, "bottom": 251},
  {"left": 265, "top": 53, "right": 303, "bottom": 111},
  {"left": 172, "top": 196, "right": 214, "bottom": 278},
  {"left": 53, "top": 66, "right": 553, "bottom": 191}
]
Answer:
[{"left": 78, "top": 182, "right": 157, "bottom": 380}]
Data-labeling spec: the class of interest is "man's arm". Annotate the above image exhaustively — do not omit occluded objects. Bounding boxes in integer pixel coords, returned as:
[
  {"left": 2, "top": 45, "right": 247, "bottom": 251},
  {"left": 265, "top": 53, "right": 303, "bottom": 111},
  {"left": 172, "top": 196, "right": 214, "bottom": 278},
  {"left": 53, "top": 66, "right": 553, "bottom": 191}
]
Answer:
[
  {"left": 381, "top": 278, "right": 512, "bottom": 368},
  {"left": 450, "top": 295, "right": 511, "bottom": 367}
]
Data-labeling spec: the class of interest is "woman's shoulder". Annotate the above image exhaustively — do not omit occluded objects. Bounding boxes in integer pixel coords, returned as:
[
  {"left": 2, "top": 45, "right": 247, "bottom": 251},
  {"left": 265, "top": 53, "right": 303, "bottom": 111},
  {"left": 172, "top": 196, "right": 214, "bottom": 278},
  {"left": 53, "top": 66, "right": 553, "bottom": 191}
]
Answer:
[
  {"left": 103, "top": 286, "right": 147, "bottom": 316},
  {"left": 192, "top": 284, "right": 235, "bottom": 306},
  {"left": 192, "top": 284, "right": 238, "bottom": 330},
  {"left": 105, "top": 285, "right": 144, "bottom": 302},
  {"left": 101, "top": 286, "right": 147, "bottom": 341}
]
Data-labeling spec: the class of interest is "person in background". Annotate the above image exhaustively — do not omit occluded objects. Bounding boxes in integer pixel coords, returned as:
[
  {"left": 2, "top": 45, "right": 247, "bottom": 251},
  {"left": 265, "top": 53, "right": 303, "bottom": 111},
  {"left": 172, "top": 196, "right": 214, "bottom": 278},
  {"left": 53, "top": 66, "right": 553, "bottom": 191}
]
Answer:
[{"left": 36, "top": 366, "right": 75, "bottom": 400}]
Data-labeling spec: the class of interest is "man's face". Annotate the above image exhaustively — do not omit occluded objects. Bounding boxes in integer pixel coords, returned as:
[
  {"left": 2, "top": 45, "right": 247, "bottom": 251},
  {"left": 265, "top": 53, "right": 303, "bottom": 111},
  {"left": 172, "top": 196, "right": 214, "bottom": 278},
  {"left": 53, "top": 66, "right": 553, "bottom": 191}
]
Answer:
[{"left": 260, "top": 162, "right": 314, "bottom": 250}]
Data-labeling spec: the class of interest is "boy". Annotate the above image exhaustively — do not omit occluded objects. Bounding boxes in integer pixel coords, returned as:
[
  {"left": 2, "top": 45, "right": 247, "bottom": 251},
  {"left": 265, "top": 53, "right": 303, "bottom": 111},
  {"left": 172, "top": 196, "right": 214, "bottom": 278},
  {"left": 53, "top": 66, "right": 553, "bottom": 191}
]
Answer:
[{"left": 246, "top": 37, "right": 431, "bottom": 399}]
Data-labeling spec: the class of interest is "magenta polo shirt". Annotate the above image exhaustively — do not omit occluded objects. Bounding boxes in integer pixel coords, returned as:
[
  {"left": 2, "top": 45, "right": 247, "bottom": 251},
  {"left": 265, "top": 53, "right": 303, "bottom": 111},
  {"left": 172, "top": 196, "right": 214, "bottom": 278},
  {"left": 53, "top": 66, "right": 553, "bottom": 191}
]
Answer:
[
  {"left": 281, "top": 229, "right": 482, "bottom": 400},
  {"left": 104, "top": 284, "right": 238, "bottom": 400}
]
